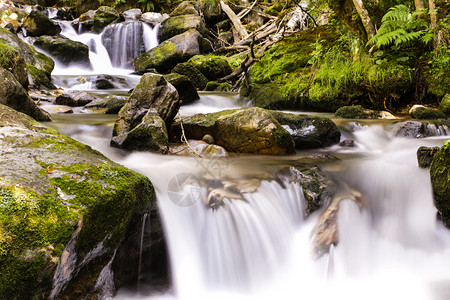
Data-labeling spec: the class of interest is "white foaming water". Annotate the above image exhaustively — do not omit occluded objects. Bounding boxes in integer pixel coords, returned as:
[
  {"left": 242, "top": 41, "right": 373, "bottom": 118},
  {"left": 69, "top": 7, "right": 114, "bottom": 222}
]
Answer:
[
  {"left": 50, "top": 116, "right": 450, "bottom": 300},
  {"left": 179, "top": 92, "right": 248, "bottom": 115}
]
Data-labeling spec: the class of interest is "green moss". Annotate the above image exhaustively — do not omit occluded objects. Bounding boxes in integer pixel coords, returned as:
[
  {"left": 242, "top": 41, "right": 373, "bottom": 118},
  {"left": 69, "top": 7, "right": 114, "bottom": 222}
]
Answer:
[
  {"left": 205, "top": 81, "right": 232, "bottom": 91},
  {"left": 26, "top": 63, "right": 56, "bottom": 90},
  {"left": 430, "top": 139, "right": 450, "bottom": 227}
]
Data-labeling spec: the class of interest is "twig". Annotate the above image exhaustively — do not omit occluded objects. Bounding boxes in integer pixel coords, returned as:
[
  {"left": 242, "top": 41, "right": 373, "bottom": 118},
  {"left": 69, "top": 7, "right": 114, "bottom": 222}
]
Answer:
[{"left": 179, "top": 118, "right": 202, "bottom": 158}]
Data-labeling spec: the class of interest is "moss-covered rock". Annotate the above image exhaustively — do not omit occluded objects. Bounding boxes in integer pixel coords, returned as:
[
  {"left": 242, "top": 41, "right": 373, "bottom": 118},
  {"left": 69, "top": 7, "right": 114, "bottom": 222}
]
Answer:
[
  {"left": 205, "top": 81, "right": 232, "bottom": 91},
  {"left": 409, "top": 105, "right": 447, "bottom": 119},
  {"left": 0, "top": 28, "right": 54, "bottom": 89},
  {"left": 34, "top": 35, "right": 90, "bottom": 67},
  {"left": 93, "top": 6, "right": 120, "bottom": 33},
  {"left": 22, "top": 10, "right": 61, "bottom": 37},
  {"left": 199, "top": 0, "right": 223, "bottom": 25},
  {"left": 417, "top": 146, "right": 440, "bottom": 168},
  {"left": 186, "top": 55, "right": 233, "bottom": 80},
  {"left": 172, "top": 62, "right": 209, "bottom": 89},
  {"left": 335, "top": 105, "right": 382, "bottom": 119},
  {"left": 171, "top": 107, "right": 295, "bottom": 155},
  {"left": 439, "top": 94, "right": 450, "bottom": 117},
  {"left": 164, "top": 72, "right": 200, "bottom": 105},
  {"left": 170, "top": 1, "right": 201, "bottom": 16},
  {"left": 157, "top": 14, "right": 208, "bottom": 43},
  {"left": 430, "top": 139, "right": 450, "bottom": 228},
  {"left": 0, "top": 67, "right": 50, "bottom": 121},
  {"left": 0, "top": 41, "right": 28, "bottom": 89},
  {"left": 134, "top": 29, "right": 205, "bottom": 74},
  {"left": 0, "top": 104, "right": 165, "bottom": 299}
]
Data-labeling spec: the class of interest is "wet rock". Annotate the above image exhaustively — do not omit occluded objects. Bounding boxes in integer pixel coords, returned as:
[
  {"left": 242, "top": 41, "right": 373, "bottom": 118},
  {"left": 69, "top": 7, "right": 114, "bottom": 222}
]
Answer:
[
  {"left": 392, "top": 120, "right": 450, "bottom": 138},
  {"left": 186, "top": 55, "right": 232, "bottom": 81},
  {"left": 303, "top": 153, "right": 340, "bottom": 162},
  {"left": 171, "top": 107, "right": 295, "bottom": 155},
  {"left": 134, "top": 29, "right": 207, "bottom": 74},
  {"left": 39, "top": 103, "right": 73, "bottom": 114},
  {"left": 0, "top": 104, "right": 166, "bottom": 299},
  {"left": 339, "top": 139, "right": 355, "bottom": 147},
  {"left": 0, "top": 67, "right": 50, "bottom": 121},
  {"left": 172, "top": 62, "right": 209, "bottom": 90},
  {"left": 311, "top": 189, "right": 362, "bottom": 258},
  {"left": 157, "top": 14, "right": 208, "bottom": 43},
  {"left": 141, "top": 12, "right": 169, "bottom": 23},
  {"left": 95, "top": 77, "right": 115, "bottom": 89},
  {"left": 277, "top": 164, "right": 335, "bottom": 216},
  {"left": 34, "top": 35, "right": 90, "bottom": 67},
  {"left": 409, "top": 104, "right": 447, "bottom": 120},
  {"left": 23, "top": 10, "right": 61, "bottom": 37},
  {"left": 269, "top": 111, "right": 341, "bottom": 149},
  {"left": 111, "top": 112, "right": 169, "bottom": 153},
  {"left": 164, "top": 72, "right": 199, "bottom": 105},
  {"left": 439, "top": 94, "right": 450, "bottom": 117},
  {"left": 430, "top": 140, "right": 450, "bottom": 228},
  {"left": 55, "top": 91, "right": 96, "bottom": 107},
  {"left": 83, "top": 95, "right": 128, "bottom": 114},
  {"left": 417, "top": 146, "right": 440, "bottom": 168},
  {"left": 112, "top": 73, "right": 179, "bottom": 152},
  {"left": 0, "top": 28, "right": 54, "bottom": 89},
  {"left": 170, "top": 140, "right": 228, "bottom": 157},
  {"left": 93, "top": 6, "right": 120, "bottom": 33}
]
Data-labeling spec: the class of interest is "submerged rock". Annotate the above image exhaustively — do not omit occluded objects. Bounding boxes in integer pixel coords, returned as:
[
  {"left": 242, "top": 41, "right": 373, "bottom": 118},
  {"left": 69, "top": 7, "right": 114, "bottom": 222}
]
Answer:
[
  {"left": 0, "top": 104, "right": 167, "bottom": 299},
  {"left": 430, "top": 140, "right": 450, "bottom": 228},
  {"left": 171, "top": 107, "right": 295, "bottom": 155},
  {"left": 34, "top": 35, "right": 90, "bottom": 67},
  {"left": 0, "top": 67, "right": 50, "bottom": 121}
]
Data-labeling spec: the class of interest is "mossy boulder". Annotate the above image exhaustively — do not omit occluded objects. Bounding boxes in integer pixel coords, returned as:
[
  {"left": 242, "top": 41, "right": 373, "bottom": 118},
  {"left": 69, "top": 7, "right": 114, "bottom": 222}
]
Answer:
[
  {"left": 430, "top": 140, "right": 450, "bottom": 228},
  {"left": 0, "top": 41, "right": 28, "bottom": 89},
  {"left": 83, "top": 95, "right": 128, "bottom": 114},
  {"left": 440, "top": 94, "right": 450, "bottom": 117},
  {"left": 417, "top": 146, "right": 440, "bottom": 168},
  {"left": 269, "top": 111, "right": 341, "bottom": 149},
  {"left": 205, "top": 81, "right": 232, "bottom": 91},
  {"left": 93, "top": 6, "right": 120, "bottom": 33},
  {"left": 171, "top": 107, "right": 295, "bottom": 155},
  {"left": 172, "top": 62, "right": 209, "bottom": 89},
  {"left": 199, "top": 0, "right": 223, "bottom": 25},
  {"left": 23, "top": 10, "right": 61, "bottom": 37},
  {"left": 134, "top": 29, "right": 205, "bottom": 74},
  {"left": 164, "top": 72, "right": 200, "bottom": 105},
  {"left": 157, "top": 14, "right": 208, "bottom": 43},
  {"left": 186, "top": 55, "right": 232, "bottom": 81},
  {"left": 0, "top": 67, "right": 50, "bottom": 121},
  {"left": 112, "top": 73, "right": 179, "bottom": 152},
  {"left": 335, "top": 105, "right": 383, "bottom": 119},
  {"left": 0, "top": 104, "right": 166, "bottom": 299},
  {"left": 170, "top": 1, "right": 201, "bottom": 16},
  {"left": 34, "top": 35, "right": 90, "bottom": 68},
  {"left": 0, "top": 28, "right": 54, "bottom": 89},
  {"left": 409, "top": 105, "right": 447, "bottom": 120}
]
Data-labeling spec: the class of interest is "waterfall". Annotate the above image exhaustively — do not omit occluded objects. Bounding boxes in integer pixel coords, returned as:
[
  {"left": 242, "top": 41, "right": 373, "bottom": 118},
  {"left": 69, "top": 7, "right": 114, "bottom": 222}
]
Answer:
[{"left": 138, "top": 213, "right": 151, "bottom": 292}]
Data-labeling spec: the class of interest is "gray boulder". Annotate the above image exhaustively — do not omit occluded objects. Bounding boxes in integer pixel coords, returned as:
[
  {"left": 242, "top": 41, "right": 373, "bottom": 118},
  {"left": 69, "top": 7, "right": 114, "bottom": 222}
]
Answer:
[
  {"left": 83, "top": 95, "right": 128, "bottom": 114},
  {"left": 112, "top": 73, "right": 179, "bottom": 152},
  {"left": 170, "top": 1, "right": 201, "bottom": 16},
  {"left": 134, "top": 29, "right": 207, "bottom": 74},
  {"left": 55, "top": 91, "right": 96, "bottom": 107},
  {"left": 0, "top": 67, "right": 50, "bottom": 121},
  {"left": 392, "top": 120, "right": 450, "bottom": 138}
]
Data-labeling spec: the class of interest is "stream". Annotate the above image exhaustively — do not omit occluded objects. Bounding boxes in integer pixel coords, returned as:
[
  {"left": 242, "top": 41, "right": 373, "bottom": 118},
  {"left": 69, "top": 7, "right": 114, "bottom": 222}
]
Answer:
[{"left": 36, "top": 11, "right": 450, "bottom": 300}]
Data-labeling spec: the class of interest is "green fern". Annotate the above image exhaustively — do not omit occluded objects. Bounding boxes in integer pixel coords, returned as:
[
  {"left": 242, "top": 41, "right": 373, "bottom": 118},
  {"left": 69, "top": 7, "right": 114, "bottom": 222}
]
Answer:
[{"left": 367, "top": 5, "right": 430, "bottom": 49}]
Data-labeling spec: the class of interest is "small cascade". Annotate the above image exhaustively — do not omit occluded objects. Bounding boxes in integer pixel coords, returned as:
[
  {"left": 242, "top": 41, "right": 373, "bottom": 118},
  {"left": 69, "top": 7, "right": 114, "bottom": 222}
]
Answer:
[{"left": 138, "top": 213, "right": 151, "bottom": 293}]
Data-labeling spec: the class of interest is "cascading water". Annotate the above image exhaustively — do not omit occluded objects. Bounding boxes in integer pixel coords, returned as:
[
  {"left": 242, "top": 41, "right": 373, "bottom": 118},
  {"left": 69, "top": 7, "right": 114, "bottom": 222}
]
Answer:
[{"left": 50, "top": 113, "right": 450, "bottom": 300}]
